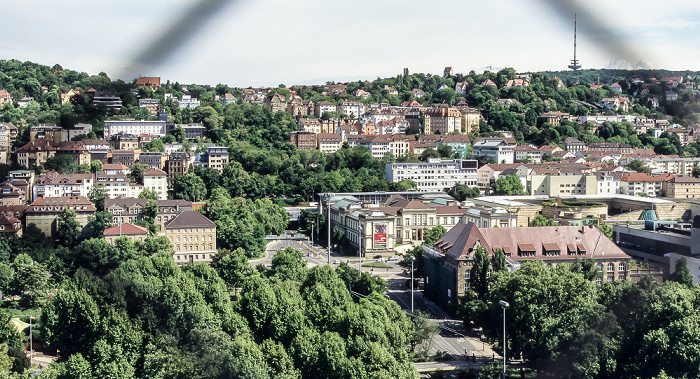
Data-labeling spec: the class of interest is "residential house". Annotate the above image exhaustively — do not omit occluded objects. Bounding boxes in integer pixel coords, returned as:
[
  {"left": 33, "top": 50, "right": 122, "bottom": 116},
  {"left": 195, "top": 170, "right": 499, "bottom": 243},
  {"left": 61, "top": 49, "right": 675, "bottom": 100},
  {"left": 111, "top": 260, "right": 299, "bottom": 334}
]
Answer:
[
  {"left": 135, "top": 77, "right": 161, "bottom": 90},
  {"left": 0, "top": 90, "right": 11, "bottom": 106},
  {"left": 81, "top": 139, "right": 111, "bottom": 151},
  {"left": 165, "top": 211, "right": 217, "bottom": 265},
  {"left": 265, "top": 93, "right": 287, "bottom": 113},
  {"left": 166, "top": 123, "right": 206, "bottom": 140},
  {"left": 298, "top": 118, "right": 322, "bottom": 134}
]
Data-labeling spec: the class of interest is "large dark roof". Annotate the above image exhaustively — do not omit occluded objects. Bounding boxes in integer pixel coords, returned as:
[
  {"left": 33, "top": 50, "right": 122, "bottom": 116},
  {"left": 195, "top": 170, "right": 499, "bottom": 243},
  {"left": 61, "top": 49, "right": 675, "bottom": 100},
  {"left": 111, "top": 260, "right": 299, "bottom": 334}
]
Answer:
[{"left": 164, "top": 211, "right": 215, "bottom": 228}]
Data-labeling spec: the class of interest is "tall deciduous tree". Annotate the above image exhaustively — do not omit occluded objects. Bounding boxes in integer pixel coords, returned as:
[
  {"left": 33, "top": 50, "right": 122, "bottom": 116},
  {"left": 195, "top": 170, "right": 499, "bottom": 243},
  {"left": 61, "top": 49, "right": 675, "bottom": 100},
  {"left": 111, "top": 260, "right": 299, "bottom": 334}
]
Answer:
[
  {"left": 669, "top": 257, "right": 694, "bottom": 287},
  {"left": 57, "top": 209, "right": 82, "bottom": 247},
  {"left": 173, "top": 173, "right": 207, "bottom": 202},
  {"left": 491, "top": 174, "right": 525, "bottom": 195},
  {"left": 88, "top": 184, "right": 108, "bottom": 211},
  {"left": 470, "top": 245, "right": 490, "bottom": 299}
]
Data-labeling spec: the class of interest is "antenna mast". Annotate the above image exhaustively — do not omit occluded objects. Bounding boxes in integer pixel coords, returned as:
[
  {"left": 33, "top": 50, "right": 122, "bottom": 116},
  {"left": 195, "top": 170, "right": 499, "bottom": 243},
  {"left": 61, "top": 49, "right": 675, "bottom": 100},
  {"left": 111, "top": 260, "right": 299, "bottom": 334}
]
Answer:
[{"left": 568, "top": 14, "right": 581, "bottom": 71}]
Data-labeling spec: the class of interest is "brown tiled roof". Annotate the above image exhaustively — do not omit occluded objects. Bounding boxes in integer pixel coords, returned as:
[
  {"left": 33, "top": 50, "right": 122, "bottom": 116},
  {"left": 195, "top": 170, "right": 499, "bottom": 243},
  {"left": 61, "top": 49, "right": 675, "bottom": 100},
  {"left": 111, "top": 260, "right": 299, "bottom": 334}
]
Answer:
[
  {"left": 104, "top": 223, "right": 149, "bottom": 236},
  {"left": 435, "top": 205, "right": 465, "bottom": 215},
  {"left": 434, "top": 222, "right": 492, "bottom": 260},
  {"left": 164, "top": 211, "right": 215, "bottom": 228},
  {"left": 143, "top": 168, "right": 167, "bottom": 176},
  {"left": 669, "top": 175, "right": 700, "bottom": 183},
  {"left": 28, "top": 196, "right": 96, "bottom": 212},
  {"left": 403, "top": 200, "right": 432, "bottom": 210}
]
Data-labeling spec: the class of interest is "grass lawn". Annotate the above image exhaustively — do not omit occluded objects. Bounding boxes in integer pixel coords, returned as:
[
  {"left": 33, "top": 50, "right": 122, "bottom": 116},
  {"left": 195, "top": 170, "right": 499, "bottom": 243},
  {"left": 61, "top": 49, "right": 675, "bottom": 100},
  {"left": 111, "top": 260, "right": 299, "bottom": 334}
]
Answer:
[{"left": 361, "top": 261, "right": 392, "bottom": 269}]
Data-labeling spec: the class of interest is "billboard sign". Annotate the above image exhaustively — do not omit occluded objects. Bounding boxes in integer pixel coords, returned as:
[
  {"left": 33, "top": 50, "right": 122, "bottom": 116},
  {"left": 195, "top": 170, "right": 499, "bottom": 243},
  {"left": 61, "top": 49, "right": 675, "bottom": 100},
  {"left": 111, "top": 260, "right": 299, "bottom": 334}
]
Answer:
[{"left": 373, "top": 222, "right": 388, "bottom": 249}]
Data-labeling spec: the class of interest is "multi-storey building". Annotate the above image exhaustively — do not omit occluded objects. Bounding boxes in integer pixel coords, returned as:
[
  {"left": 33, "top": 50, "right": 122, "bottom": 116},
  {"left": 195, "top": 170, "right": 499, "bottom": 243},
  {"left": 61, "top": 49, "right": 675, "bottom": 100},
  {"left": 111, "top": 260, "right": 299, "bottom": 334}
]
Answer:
[
  {"left": 105, "top": 198, "right": 193, "bottom": 233},
  {"left": 662, "top": 175, "right": 700, "bottom": 199},
  {"left": 95, "top": 172, "right": 132, "bottom": 199},
  {"left": 166, "top": 123, "right": 206, "bottom": 140},
  {"left": 16, "top": 139, "right": 57, "bottom": 168},
  {"left": 315, "top": 101, "right": 337, "bottom": 118},
  {"left": 289, "top": 131, "right": 316, "bottom": 151},
  {"left": 338, "top": 102, "right": 364, "bottom": 119},
  {"left": 317, "top": 133, "right": 343, "bottom": 154},
  {"left": 265, "top": 93, "right": 287, "bottom": 113},
  {"left": 33, "top": 172, "right": 94, "bottom": 200},
  {"left": 165, "top": 211, "right": 217, "bottom": 265},
  {"left": 111, "top": 150, "right": 141, "bottom": 168},
  {"left": 206, "top": 146, "right": 229, "bottom": 173},
  {"left": 0, "top": 179, "right": 28, "bottom": 206},
  {"left": 386, "top": 158, "right": 478, "bottom": 192},
  {"left": 472, "top": 137, "right": 516, "bottom": 164},
  {"left": 138, "top": 152, "right": 167, "bottom": 170},
  {"left": 178, "top": 95, "right": 200, "bottom": 109},
  {"left": 528, "top": 174, "right": 598, "bottom": 196},
  {"left": 424, "top": 223, "right": 631, "bottom": 313},
  {"left": 109, "top": 134, "right": 140, "bottom": 150},
  {"left": 103, "top": 120, "right": 166, "bottom": 138},
  {"left": 166, "top": 152, "right": 193, "bottom": 180},
  {"left": 351, "top": 134, "right": 415, "bottom": 159},
  {"left": 30, "top": 125, "right": 66, "bottom": 143},
  {"left": 138, "top": 99, "right": 161, "bottom": 115},
  {"left": 424, "top": 108, "right": 462, "bottom": 135},
  {"left": 26, "top": 196, "right": 96, "bottom": 238},
  {"left": 143, "top": 168, "right": 168, "bottom": 200},
  {"left": 620, "top": 172, "right": 672, "bottom": 197}
]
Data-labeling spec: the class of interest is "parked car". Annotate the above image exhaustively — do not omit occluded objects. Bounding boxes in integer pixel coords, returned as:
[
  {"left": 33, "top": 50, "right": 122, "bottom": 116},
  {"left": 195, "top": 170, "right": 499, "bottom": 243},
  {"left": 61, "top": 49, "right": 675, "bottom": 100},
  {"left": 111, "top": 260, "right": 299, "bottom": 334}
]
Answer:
[{"left": 388, "top": 255, "right": 399, "bottom": 261}]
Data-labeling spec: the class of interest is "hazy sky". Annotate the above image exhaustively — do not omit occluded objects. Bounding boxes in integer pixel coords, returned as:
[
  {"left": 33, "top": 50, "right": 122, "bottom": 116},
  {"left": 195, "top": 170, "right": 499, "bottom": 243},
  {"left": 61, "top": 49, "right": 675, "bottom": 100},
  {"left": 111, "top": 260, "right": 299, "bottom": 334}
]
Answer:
[{"left": 2, "top": 1, "right": 699, "bottom": 87}]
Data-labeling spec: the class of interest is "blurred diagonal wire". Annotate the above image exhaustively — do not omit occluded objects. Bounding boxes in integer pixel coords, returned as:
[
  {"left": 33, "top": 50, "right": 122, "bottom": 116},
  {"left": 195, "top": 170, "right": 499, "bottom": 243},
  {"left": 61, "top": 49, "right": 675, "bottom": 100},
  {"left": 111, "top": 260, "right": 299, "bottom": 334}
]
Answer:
[
  {"left": 539, "top": 0, "right": 650, "bottom": 68},
  {"left": 122, "top": 0, "right": 235, "bottom": 80}
]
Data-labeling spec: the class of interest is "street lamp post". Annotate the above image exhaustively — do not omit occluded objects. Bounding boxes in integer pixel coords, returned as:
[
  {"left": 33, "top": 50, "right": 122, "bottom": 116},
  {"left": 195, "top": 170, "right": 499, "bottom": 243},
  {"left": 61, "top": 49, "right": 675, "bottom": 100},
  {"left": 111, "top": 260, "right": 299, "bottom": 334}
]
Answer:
[
  {"left": 410, "top": 256, "right": 416, "bottom": 313},
  {"left": 499, "top": 300, "right": 510, "bottom": 379}
]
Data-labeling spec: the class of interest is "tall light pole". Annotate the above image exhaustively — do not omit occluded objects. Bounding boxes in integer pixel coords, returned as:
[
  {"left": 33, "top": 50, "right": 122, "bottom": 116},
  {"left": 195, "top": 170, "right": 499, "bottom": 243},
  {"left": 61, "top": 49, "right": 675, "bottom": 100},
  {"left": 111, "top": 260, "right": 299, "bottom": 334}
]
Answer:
[
  {"left": 410, "top": 255, "right": 416, "bottom": 313},
  {"left": 327, "top": 196, "right": 331, "bottom": 264},
  {"left": 499, "top": 300, "right": 510, "bottom": 379}
]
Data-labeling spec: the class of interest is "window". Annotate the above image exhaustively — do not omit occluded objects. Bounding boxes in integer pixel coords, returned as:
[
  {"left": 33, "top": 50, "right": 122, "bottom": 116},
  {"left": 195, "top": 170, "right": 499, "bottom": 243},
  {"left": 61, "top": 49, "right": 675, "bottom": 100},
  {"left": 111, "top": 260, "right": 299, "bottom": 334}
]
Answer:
[
  {"left": 465, "top": 270, "right": 470, "bottom": 280},
  {"left": 596, "top": 276, "right": 602, "bottom": 286},
  {"left": 607, "top": 275, "right": 614, "bottom": 282},
  {"left": 618, "top": 262, "right": 626, "bottom": 272},
  {"left": 465, "top": 283, "right": 470, "bottom": 291},
  {"left": 607, "top": 263, "right": 615, "bottom": 272}
]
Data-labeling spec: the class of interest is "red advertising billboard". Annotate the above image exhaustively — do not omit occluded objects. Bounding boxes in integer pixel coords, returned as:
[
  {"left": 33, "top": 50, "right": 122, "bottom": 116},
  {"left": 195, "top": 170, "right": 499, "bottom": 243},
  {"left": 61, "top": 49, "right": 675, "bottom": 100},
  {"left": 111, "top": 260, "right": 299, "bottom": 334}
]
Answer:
[{"left": 373, "top": 222, "right": 388, "bottom": 249}]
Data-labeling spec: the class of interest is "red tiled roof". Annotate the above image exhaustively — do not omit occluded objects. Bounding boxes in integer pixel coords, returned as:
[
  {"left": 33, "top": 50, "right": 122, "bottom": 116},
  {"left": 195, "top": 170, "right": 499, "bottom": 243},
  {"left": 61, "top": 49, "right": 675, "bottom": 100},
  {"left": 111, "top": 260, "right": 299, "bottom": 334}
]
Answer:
[{"left": 104, "top": 223, "right": 149, "bottom": 236}]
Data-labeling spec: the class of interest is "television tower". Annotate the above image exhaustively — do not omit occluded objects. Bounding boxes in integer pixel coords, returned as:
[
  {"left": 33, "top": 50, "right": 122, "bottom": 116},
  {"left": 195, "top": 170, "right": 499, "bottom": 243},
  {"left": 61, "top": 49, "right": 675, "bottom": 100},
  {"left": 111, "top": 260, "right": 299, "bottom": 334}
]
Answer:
[{"left": 568, "top": 14, "right": 581, "bottom": 71}]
